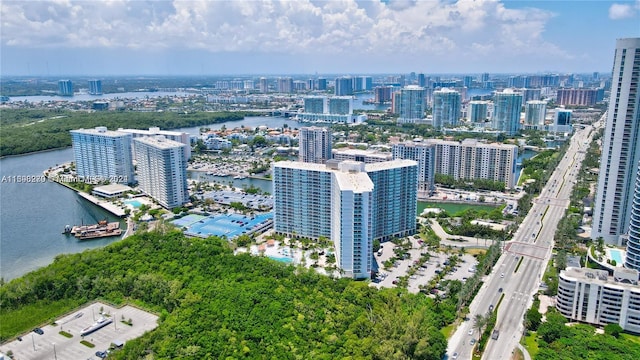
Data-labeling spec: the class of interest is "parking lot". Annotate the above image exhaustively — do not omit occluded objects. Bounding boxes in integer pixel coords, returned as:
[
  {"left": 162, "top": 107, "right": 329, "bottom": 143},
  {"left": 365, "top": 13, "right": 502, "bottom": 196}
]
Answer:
[
  {"left": 1, "top": 302, "right": 158, "bottom": 360},
  {"left": 371, "top": 236, "right": 479, "bottom": 294}
]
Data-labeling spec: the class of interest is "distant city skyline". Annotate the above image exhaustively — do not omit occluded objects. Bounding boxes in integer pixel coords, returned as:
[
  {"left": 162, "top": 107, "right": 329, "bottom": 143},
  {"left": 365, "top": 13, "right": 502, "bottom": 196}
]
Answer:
[{"left": 1, "top": 0, "right": 639, "bottom": 76}]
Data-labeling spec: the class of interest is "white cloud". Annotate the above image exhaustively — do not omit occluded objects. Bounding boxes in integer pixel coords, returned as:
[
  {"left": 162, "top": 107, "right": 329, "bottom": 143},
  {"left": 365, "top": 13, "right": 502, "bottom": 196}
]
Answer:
[
  {"left": 608, "top": 2, "right": 638, "bottom": 20},
  {"left": 1, "top": 0, "right": 569, "bottom": 63}
]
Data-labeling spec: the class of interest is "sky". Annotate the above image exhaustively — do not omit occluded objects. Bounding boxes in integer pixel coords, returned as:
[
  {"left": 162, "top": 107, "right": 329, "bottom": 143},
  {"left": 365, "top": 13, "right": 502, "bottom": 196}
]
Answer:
[{"left": 1, "top": 0, "right": 639, "bottom": 76}]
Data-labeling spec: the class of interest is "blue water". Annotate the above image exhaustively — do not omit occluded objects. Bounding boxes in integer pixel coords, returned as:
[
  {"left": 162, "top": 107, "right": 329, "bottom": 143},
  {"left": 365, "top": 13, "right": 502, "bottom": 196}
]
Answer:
[
  {"left": 610, "top": 249, "right": 623, "bottom": 264},
  {"left": 124, "top": 199, "right": 142, "bottom": 208},
  {"left": 267, "top": 255, "right": 293, "bottom": 263}
]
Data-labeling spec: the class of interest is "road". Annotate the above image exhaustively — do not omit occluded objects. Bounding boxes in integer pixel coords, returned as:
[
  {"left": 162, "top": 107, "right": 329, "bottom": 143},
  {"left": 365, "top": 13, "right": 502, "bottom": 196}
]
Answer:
[{"left": 446, "top": 118, "right": 602, "bottom": 360}]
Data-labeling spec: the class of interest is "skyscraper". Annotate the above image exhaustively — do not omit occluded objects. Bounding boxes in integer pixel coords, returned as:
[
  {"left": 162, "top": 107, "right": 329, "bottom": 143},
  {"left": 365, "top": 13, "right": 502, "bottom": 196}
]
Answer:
[
  {"left": 70, "top": 127, "right": 134, "bottom": 184},
  {"left": 133, "top": 136, "right": 189, "bottom": 209},
  {"left": 304, "top": 97, "right": 326, "bottom": 114},
  {"left": 625, "top": 161, "right": 640, "bottom": 271},
  {"left": 397, "top": 85, "right": 426, "bottom": 123},
  {"left": 432, "top": 88, "right": 461, "bottom": 129},
  {"left": 298, "top": 126, "right": 332, "bottom": 164},
  {"left": 335, "top": 77, "right": 353, "bottom": 96},
  {"left": 392, "top": 141, "right": 436, "bottom": 192},
  {"left": 272, "top": 159, "right": 417, "bottom": 279},
  {"left": 468, "top": 101, "right": 490, "bottom": 124},
  {"left": 58, "top": 80, "right": 73, "bottom": 96},
  {"left": 553, "top": 109, "right": 573, "bottom": 133},
  {"left": 277, "top": 77, "right": 293, "bottom": 93},
  {"left": 88, "top": 79, "right": 102, "bottom": 95},
  {"left": 259, "top": 77, "right": 269, "bottom": 93},
  {"left": 592, "top": 38, "right": 640, "bottom": 245},
  {"left": 492, "top": 89, "right": 523, "bottom": 135},
  {"left": 524, "top": 100, "right": 547, "bottom": 128}
]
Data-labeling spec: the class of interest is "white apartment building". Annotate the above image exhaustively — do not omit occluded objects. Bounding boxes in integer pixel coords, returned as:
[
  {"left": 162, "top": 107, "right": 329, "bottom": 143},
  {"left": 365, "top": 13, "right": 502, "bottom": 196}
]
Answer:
[
  {"left": 524, "top": 100, "right": 547, "bottom": 129},
  {"left": 592, "top": 38, "right": 640, "bottom": 245},
  {"left": 298, "top": 126, "right": 332, "bottom": 164},
  {"left": 70, "top": 127, "right": 135, "bottom": 184},
  {"left": 272, "top": 159, "right": 418, "bottom": 279},
  {"left": 332, "top": 148, "right": 392, "bottom": 164},
  {"left": 118, "top": 127, "right": 191, "bottom": 161},
  {"left": 392, "top": 141, "right": 437, "bottom": 192},
  {"left": 625, "top": 161, "right": 640, "bottom": 271},
  {"left": 133, "top": 136, "right": 189, "bottom": 209},
  {"left": 397, "top": 85, "right": 426, "bottom": 124},
  {"left": 493, "top": 89, "right": 523, "bottom": 135},
  {"left": 557, "top": 267, "right": 640, "bottom": 334}
]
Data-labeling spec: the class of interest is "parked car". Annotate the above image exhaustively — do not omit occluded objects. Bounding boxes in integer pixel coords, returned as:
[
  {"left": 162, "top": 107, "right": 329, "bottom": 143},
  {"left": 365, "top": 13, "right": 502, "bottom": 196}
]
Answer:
[{"left": 32, "top": 328, "right": 44, "bottom": 335}]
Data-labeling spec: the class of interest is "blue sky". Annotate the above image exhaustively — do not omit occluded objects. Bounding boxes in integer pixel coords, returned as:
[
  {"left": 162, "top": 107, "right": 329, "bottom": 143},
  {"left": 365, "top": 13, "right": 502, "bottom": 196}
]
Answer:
[{"left": 1, "top": 0, "right": 639, "bottom": 76}]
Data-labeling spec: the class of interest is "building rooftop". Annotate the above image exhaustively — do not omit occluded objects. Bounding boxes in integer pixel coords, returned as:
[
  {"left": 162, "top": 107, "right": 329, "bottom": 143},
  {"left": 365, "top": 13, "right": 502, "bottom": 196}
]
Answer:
[
  {"left": 93, "top": 184, "right": 132, "bottom": 195},
  {"left": 333, "top": 171, "right": 374, "bottom": 193},
  {"left": 133, "top": 135, "right": 187, "bottom": 150},
  {"left": 71, "top": 126, "right": 130, "bottom": 138},
  {"left": 118, "top": 127, "right": 186, "bottom": 137},
  {"left": 562, "top": 266, "right": 639, "bottom": 287},
  {"left": 365, "top": 159, "right": 417, "bottom": 172}
]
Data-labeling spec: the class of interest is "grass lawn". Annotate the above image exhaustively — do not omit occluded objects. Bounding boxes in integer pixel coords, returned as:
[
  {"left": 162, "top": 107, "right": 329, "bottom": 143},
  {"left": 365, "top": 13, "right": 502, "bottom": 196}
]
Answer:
[
  {"left": 417, "top": 201, "right": 497, "bottom": 216},
  {"left": 621, "top": 333, "right": 640, "bottom": 345},
  {"left": 465, "top": 248, "right": 488, "bottom": 256},
  {"left": 523, "top": 331, "right": 540, "bottom": 358},
  {"left": 0, "top": 298, "right": 83, "bottom": 341},
  {"left": 441, "top": 323, "right": 456, "bottom": 339}
]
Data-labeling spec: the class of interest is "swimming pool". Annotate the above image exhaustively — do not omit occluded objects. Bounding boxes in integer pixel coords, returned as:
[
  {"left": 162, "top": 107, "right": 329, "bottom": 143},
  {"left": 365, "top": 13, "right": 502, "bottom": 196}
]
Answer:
[
  {"left": 267, "top": 255, "right": 293, "bottom": 263},
  {"left": 609, "top": 249, "right": 624, "bottom": 264},
  {"left": 124, "top": 199, "right": 143, "bottom": 208}
]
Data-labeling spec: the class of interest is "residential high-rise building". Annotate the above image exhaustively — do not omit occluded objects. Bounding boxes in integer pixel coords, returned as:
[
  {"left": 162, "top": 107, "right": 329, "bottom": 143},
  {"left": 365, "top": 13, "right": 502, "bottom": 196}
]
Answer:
[
  {"left": 70, "top": 127, "right": 134, "bottom": 184},
  {"left": 117, "top": 127, "right": 191, "bottom": 161},
  {"left": 552, "top": 109, "right": 573, "bottom": 133},
  {"left": 133, "top": 136, "right": 189, "bottom": 209},
  {"left": 332, "top": 149, "right": 392, "bottom": 163},
  {"left": 88, "top": 80, "right": 102, "bottom": 95},
  {"left": 277, "top": 77, "right": 293, "bottom": 93},
  {"left": 374, "top": 86, "right": 394, "bottom": 103},
  {"left": 463, "top": 75, "right": 473, "bottom": 89},
  {"left": 397, "top": 85, "right": 426, "bottom": 123},
  {"left": 468, "top": 101, "right": 490, "bottom": 124},
  {"left": 592, "top": 38, "right": 640, "bottom": 245},
  {"left": 317, "top": 78, "right": 327, "bottom": 91},
  {"left": 492, "top": 89, "right": 523, "bottom": 135},
  {"left": 58, "top": 80, "right": 73, "bottom": 96},
  {"left": 272, "top": 159, "right": 417, "bottom": 279},
  {"left": 626, "top": 162, "right": 640, "bottom": 271},
  {"left": 524, "top": 100, "right": 547, "bottom": 128},
  {"left": 432, "top": 88, "right": 461, "bottom": 129},
  {"left": 298, "top": 126, "right": 332, "bottom": 164},
  {"left": 259, "top": 77, "right": 269, "bottom": 93},
  {"left": 304, "top": 97, "right": 326, "bottom": 114},
  {"left": 521, "top": 88, "right": 542, "bottom": 102},
  {"left": 392, "top": 141, "right": 436, "bottom": 192},
  {"left": 327, "top": 97, "right": 353, "bottom": 115},
  {"left": 335, "top": 77, "right": 353, "bottom": 96},
  {"left": 418, "top": 73, "right": 426, "bottom": 87},
  {"left": 557, "top": 267, "right": 640, "bottom": 333},
  {"left": 556, "top": 88, "right": 599, "bottom": 106}
]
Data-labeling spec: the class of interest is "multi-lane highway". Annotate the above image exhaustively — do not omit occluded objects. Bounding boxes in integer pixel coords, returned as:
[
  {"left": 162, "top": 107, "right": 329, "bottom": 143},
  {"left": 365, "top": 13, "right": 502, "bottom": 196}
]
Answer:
[{"left": 446, "top": 117, "right": 603, "bottom": 360}]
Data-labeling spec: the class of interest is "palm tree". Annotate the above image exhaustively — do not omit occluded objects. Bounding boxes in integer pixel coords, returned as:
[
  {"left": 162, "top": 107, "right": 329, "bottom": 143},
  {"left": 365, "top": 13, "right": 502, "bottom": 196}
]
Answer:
[{"left": 473, "top": 313, "right": 486, "bottom": 340}]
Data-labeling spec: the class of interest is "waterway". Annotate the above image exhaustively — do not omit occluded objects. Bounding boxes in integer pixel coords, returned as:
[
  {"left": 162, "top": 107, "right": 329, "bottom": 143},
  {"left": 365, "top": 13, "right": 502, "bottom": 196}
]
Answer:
[{"left": 0, "top": 110, "right": 532, "bottom": 282}]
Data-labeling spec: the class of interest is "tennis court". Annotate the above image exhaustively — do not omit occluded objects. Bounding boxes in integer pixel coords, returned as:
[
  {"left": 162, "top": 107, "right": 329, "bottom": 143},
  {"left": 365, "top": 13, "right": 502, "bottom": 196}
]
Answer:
[{"left": 175, "top": 213, "right": 273, "bottom": 239}]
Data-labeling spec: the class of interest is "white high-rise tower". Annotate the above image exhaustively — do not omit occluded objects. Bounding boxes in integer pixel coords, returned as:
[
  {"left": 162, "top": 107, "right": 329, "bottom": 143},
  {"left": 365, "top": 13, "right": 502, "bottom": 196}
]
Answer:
[{"left": 592, "top": 38, "right": 640, "bottom": 245}]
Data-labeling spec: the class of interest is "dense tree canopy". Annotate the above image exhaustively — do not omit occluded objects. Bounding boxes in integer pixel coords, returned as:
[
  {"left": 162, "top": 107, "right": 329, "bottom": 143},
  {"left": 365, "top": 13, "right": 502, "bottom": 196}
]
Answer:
[{"left": 0, "top": 230, "right": 448, "bottom": 359}]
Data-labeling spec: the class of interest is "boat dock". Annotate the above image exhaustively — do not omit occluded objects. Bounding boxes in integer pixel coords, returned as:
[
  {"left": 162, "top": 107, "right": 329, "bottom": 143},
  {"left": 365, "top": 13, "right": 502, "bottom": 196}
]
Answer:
[{"left": 77, "top": 192, "right": 127, "bottom": 217}]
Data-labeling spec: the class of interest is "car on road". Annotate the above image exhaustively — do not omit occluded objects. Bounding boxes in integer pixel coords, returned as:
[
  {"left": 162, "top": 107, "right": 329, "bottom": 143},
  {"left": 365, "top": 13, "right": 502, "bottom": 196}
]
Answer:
[
  {"left": 451, "top": 352, "right": 459, "bottom": 360},
  {"left": 500, "top": 272, "right": 504, "bottom": 278},
  {"left": 468, "top": 329, "right": 473, "bottom": 336},
  {"left": 498, "top": 287, "right": 503, "bottom": 293},
  {"left": 96, "top": 351, "right": 107, "bottom": 358},
  {"left": 32, "top": 328, "right": 44, "bottom": 335},
  {"left": 489, "top": 304, "right": 494, "bottom": 312},
  {"left": 470, "top": 339, "right": 476, "bottom": 346}
]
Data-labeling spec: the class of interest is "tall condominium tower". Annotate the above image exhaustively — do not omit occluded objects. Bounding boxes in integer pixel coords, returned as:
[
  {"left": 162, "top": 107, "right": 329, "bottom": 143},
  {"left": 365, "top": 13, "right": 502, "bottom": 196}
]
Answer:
[
  {"left": 524, "top": 100, "right": 547, "bottom": 128},
  {"left": 335, "top": 77, "right": 353, "bottom": 96},
  {"left": 392, "top": 142, "right": 436, "bottom": 192},
  {"left": 70, "top": 127, "right": 134, "bottom": 184},
  {"left": 493, "top": 89, "right": 523, "bottom": 135},
  {"left": 259, "top": 77, "right": 269, "bottom": 93},
  {"left": 88, "top": 79, "right": 102, "bottom": 95},
  {"left": 432, "top": 88, "right": 461, "bottom": 129},
  {"left": 327, "top": 97, "right": 353, "bottom": 115},
  {"left": 592, "top": 38, "right": 640, "bottom": 245},
  {"left": 626, "top": 162, "right": 640, "bottom": 271},
  {"left": 272, "top": 159, "right": 417, "bottom": 279},
  {"left": 397, "top": 85, "right": 426, "bottom": 123},
  {"left": 118, "top": 127, "right": 192, "bottom": 161},
  {"left": 277, "top": 77, "right": 293, "bottom": 93},
  {"left": 134, "top": 136, "right": 189, "bottom": 209},
  {"left": 298, "top": 126, "right": 332, "bottom": 164},
  {"left": 304, "top": 97, "right": 326, "bottom": 114},
  {"left": 468, "top": 101, "right": 490, "bottom": 124},
  {"left": 58, "top": 80, "right": 73, "bottom": 96}
]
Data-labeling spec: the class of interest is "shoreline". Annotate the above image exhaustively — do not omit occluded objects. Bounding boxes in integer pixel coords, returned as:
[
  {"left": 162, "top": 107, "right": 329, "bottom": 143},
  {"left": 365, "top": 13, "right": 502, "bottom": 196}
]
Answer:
[{"left": 0, "top": 145, "right": 73, "bottom": 160}]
